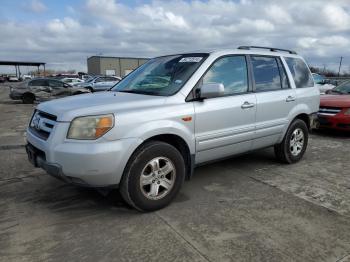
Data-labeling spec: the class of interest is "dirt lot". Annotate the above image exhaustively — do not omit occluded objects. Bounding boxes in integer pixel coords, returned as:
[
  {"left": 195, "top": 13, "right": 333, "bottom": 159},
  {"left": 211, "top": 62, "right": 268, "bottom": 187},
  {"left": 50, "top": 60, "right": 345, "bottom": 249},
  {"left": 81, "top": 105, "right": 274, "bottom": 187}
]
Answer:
[{"left": 1, "top": 83, "right": 350, "bottom": 262}]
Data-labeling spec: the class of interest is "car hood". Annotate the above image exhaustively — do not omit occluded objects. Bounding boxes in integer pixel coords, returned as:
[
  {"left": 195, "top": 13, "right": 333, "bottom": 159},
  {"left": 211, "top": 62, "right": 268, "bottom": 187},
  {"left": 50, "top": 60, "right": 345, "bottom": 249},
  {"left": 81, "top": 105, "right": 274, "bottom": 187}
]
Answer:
[
  {"left": 315, "top": 84, "right": 335, "bottom": 93},
  {"left": 320, "top": 95, "right": 350, "bottom": 108},
  {"left": 37, "top": 91, "right": 167, "bottom": 122}
]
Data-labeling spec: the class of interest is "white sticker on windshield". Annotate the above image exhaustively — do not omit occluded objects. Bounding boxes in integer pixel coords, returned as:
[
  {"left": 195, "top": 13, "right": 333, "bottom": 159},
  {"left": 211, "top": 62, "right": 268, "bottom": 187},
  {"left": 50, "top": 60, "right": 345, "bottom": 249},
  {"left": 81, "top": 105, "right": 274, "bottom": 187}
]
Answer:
[{"left": 179, "top": 57, "right": 203, "bottom": 63}]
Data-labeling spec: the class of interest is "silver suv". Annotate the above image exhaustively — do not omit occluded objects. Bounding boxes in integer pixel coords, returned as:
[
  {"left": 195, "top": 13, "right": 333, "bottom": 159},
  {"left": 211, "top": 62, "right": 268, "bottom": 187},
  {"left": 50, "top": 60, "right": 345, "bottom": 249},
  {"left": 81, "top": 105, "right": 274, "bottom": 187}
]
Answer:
[{"left": 25, "top": 46, "right": 319, "bottom": 211}]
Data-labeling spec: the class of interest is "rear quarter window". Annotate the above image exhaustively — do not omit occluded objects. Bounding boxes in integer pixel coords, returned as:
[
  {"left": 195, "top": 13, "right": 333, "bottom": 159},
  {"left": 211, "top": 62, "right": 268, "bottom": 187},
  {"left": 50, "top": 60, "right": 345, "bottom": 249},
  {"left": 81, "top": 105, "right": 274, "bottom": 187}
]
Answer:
[{"left": 285, "top": 57, "right": 314, "bottom": 88}]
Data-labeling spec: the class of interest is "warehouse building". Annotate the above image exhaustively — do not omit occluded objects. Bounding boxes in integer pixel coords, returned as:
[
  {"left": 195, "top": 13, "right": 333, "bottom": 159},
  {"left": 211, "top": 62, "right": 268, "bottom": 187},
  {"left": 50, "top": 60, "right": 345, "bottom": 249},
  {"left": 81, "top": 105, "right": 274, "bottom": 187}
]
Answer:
[{"left": 87, "top": 56, "right": 149, "bottom": 77}]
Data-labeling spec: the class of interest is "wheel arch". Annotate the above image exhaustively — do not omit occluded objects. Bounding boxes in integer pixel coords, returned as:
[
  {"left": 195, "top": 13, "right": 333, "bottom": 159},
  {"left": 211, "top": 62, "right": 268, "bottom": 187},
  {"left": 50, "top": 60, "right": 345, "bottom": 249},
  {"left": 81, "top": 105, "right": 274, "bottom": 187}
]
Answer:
[
  {"left": 128, "top": 133, "right": 195, "bottom": 180},
  {"left": 294, "top": 113, "right": 310, "bottom": 130}
]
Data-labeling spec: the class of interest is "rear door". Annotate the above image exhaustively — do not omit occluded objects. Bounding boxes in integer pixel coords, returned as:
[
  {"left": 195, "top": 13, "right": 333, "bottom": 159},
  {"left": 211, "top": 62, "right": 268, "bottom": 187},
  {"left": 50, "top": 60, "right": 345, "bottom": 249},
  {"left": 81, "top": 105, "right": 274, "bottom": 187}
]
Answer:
[
  {"left": 194, "top": 55, "right": 257, "bottom": 164},
  {"left": 250, "top": 55, "right": 296, "bottom": 149}
]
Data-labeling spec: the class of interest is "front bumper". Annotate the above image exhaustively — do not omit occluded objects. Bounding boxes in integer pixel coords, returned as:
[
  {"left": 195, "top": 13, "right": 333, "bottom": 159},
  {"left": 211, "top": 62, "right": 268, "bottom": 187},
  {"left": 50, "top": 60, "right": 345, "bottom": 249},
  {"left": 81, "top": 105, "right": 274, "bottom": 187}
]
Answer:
[
  {"left": 26, "top": 126, "right": 142, "bottom": 187},
  {"left": 317, "top": 113, "right": 350, "bottom": 131}
]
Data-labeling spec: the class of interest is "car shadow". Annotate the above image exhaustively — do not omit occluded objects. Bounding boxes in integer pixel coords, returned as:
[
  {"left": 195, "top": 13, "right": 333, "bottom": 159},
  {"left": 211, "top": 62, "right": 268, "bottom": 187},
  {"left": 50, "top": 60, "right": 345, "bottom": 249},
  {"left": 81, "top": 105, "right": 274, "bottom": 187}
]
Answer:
[
  {"left": 24, "top": 149, "right": 279, "bottom": 214},
  {"left": 312, "top": 128, "right": 350, "bottom": 139}
]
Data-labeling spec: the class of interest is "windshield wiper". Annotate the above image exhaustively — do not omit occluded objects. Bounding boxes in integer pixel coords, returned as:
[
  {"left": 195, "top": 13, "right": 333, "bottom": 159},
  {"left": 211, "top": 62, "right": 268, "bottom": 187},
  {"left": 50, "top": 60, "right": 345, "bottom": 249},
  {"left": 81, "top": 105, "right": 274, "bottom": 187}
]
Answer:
[{"left": 330, "top": 89, "right": 344, "bottom": 94}]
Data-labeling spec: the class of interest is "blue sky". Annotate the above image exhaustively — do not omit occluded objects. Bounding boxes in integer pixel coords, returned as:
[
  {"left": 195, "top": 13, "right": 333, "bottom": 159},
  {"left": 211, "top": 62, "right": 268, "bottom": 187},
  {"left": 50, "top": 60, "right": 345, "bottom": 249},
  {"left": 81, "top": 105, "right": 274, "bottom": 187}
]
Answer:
[{"left": 0, "top": 0, "right": 349, "bottom": 73}]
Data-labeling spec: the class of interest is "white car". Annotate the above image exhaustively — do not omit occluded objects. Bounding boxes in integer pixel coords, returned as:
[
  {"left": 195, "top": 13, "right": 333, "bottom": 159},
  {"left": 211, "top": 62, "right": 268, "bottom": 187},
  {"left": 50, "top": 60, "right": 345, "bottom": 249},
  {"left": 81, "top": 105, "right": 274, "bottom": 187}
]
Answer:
[
  {"left": 61, "top": 78, "right": 84, "bottom": 86},
  {"left": 8, "top": 76, "right": 20, "bottom": 82},
  {"left": 312, "top": 73, "right": 335, "bottom": 94}
]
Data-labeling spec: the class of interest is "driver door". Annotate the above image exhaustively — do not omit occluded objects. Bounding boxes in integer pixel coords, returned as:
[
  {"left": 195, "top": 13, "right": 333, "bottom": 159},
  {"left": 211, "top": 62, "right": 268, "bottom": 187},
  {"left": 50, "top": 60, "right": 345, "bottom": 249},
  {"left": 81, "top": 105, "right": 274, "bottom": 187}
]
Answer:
[{"left": 193, "top": 55, "right": 257, "bottom": 164}]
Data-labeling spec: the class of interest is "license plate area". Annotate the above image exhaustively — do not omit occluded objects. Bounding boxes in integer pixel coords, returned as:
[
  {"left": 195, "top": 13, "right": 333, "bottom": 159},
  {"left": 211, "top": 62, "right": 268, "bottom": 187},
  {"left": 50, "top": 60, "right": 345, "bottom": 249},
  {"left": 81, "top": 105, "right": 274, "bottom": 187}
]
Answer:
[
  {"left": 25, "top": 144, "right": 45, "bottom": 167},
  {"left": 318, "top": 116, "right": 331, "bottom": 126},
  {"left": 26, "top": 145, "right": 37, "bottom": 167}
]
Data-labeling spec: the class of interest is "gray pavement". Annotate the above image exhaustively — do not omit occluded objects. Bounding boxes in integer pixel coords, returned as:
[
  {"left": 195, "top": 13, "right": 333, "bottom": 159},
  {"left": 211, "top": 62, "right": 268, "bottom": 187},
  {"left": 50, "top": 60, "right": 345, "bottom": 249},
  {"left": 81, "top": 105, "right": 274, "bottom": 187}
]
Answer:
[{"left": 1, "top": 83, "right": 350, "bottom": 262}]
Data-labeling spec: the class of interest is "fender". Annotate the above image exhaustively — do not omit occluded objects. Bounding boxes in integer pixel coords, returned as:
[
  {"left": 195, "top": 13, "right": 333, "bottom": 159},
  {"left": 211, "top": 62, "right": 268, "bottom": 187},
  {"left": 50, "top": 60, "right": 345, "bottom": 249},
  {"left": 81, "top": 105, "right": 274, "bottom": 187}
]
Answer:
[
  {"left": 278, "top": 103, "right": 313, "bottom": 142},
  {"left": 125, "top": 119, "right": 195, "bottom": 154}
]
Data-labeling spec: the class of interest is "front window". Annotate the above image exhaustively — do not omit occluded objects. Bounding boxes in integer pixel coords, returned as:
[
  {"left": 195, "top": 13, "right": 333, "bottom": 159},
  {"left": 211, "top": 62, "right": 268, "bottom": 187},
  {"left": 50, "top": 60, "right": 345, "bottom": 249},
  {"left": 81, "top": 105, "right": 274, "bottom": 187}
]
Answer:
[
  {"left": 111, "top": 54, "right": 208, "bottom": 96},
  {"left": 49, "top": 80, "right": 64, "bottom": 88},
  {"left": 202, "top": 55, "right": 248, "bottom": 95}
]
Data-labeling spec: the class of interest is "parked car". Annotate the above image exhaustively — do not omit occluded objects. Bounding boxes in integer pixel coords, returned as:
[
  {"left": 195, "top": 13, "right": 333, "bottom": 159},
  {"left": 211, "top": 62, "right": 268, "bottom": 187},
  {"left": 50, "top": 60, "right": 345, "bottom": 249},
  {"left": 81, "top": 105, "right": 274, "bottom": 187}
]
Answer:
[
  {"left": 10, "top": 78, "right": 90, "bottom": 104},
  {"left": 312, "top": 73, "right": 335, "bottom": 94},
  {"left": 76, "top": 76, "right": 121, "bottom": 92},
  {"left": 318, "top": 81, "right": 350, "bottom": 130},
  {"left": 8, "top": 76, "right": 20, "bottom": 82},
  {"left": 25, "top": 46, "right": 319, "bottom": 211},
  {"left": 61, "top": 78, "right": 84, "bottom": 85},
  {"left": 81, "top": 74, "right": 93, "bottom": 81},
  {"left": 0, "top": 76, "right": 6, "bottom": 83},
  {"left": 22, "top": 75, "right": 33, "bottom": 80}
]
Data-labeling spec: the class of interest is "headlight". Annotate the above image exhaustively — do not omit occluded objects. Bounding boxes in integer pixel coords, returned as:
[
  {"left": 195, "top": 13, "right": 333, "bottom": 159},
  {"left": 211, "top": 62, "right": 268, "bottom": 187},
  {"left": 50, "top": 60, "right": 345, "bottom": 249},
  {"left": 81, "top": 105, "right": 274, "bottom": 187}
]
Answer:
[
  {"left": 344, "top": 108, "right": 350, "bottom": 115},
  {"left": 67, "top": 114, "right": 114, "bottom": 140}
]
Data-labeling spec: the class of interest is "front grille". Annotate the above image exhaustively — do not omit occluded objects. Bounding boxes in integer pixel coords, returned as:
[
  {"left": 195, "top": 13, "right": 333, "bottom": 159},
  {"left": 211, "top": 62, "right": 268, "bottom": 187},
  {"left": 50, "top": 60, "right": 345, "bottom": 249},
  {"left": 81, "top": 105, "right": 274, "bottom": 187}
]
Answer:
[
  {"left": 318, "top": 107, "right": 341, "bottom": 116},
  {"left": 29, "top": 110, "right": 57, "bottom": 140}
]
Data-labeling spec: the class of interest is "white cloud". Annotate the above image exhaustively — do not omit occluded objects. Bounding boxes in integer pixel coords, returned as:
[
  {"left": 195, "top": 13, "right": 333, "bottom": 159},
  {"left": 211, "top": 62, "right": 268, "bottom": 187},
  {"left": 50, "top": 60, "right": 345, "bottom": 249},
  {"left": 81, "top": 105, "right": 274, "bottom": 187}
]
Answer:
[
  {"left": 25, "top": 0, "right": 47, "bottom": 13},
  {"left": 265, "top": 5, "right": 293, "bottom": 25},
  {"left": 1, "top": 0, "right": 349, "bottom": 73},
  {"left": 322, "top": 4, "right": 350, "bottom": 30}
]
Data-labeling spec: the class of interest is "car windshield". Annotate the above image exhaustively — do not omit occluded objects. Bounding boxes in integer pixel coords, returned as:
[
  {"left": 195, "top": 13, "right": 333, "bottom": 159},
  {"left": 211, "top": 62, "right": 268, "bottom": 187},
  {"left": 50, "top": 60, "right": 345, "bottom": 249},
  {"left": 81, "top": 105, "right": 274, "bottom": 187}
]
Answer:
[
  {"left": 111, "top": 54, "right": 208, "bottom": 96},
  {"left": 331, "top": 81, "right": 350, "bottom": 94},
  {"left": 312, "top": 74, "right": 325, "bottom": 84}
]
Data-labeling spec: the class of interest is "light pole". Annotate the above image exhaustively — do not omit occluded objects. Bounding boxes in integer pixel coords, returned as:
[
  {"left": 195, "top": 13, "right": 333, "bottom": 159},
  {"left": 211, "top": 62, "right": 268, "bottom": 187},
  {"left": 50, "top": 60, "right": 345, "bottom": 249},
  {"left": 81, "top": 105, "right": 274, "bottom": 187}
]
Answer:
[{"left": 338, "top": 56, "right": 343, "bottom": 77}]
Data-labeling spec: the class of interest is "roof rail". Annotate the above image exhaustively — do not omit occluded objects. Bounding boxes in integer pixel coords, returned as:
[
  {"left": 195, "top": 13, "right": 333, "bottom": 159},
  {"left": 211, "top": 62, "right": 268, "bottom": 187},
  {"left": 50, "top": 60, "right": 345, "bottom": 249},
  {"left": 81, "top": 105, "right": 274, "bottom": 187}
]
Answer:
[{"left": 238, "top": 46, "right": 297, "bottom": 55}]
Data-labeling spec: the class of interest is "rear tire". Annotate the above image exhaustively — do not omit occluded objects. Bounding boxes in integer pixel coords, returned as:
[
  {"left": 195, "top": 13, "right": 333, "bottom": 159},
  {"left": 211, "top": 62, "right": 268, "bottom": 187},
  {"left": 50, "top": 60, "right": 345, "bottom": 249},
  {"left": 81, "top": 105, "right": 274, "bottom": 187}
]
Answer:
[
  {"left": 274, "top": 119, "right": 308, "bottom": 164},
  {"left": 120, "top": 141, "right": 185, "bottom": 212},
  {"left": 22, "top": 93, "right": 35, "bottom": 104}
]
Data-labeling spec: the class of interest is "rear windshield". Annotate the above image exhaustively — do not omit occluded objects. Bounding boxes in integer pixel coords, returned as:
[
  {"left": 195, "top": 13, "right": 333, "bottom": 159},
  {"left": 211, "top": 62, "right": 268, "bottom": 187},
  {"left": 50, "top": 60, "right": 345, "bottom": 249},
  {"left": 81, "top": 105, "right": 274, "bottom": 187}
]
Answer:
[
  {"left": 285, "top": 57, "right": 314, "bottom": 88},
  {"left": 112, "top": 54, "right": 208, "bottom": 96}
]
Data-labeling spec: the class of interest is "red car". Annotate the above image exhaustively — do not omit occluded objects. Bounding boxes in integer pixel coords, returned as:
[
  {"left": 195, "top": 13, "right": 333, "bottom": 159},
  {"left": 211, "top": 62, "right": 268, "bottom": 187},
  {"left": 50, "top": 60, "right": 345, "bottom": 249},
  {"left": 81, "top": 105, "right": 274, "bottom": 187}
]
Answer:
[{"left": 318, "top": 81, "right": 350, "bottom": 130}]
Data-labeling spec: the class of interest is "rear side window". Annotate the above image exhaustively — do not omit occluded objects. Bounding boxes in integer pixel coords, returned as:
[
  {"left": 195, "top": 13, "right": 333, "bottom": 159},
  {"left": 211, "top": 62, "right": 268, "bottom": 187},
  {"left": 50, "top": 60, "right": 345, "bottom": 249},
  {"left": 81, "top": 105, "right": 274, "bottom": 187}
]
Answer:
[
  {"left": 29, "top": 79, "right": 47, "bottom": 86},
  {"left": 106, "top": 77, "right": 118, "bottom": 81},
  {"left": 285, "top": 57, "right": 314, "bottom": 88},
  {"left": 251, "top": 56, "right": 282, "bottom": 92}
]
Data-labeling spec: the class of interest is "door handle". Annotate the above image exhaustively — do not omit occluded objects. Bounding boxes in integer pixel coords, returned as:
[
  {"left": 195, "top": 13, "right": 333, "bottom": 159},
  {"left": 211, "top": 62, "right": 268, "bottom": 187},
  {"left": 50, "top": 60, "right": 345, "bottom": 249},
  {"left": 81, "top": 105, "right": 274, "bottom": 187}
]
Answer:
[
  {"left": 286, "top": 96, "right": 296, "bottom": 102},
  {"left": 241, "top": 101, "right": 255, "bottom": 109}
]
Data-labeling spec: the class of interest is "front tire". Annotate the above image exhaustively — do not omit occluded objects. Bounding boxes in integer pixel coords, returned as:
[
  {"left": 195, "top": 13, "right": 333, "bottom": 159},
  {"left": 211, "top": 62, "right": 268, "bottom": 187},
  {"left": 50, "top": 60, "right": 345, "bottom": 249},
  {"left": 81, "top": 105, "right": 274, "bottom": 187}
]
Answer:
[
  {"left": 120, "top": 141, "right": 185, "bottom": 212},
  {"left": 22, "top": 93, "right": 35, "bottom": 104},
  {"left": 274, "top": 119, "right": 308, "bottom": 164}
]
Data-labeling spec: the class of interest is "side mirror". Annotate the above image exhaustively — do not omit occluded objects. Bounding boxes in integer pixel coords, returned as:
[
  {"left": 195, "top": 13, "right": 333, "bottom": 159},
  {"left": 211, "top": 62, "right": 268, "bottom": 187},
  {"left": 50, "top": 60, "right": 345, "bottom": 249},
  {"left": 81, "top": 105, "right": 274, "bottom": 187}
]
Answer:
[
  {"left": 199, "top": 83, "right": 225, "bottom": 99},
  {"left": 63, "top": 83, "right": 70, "bottom": 88}
]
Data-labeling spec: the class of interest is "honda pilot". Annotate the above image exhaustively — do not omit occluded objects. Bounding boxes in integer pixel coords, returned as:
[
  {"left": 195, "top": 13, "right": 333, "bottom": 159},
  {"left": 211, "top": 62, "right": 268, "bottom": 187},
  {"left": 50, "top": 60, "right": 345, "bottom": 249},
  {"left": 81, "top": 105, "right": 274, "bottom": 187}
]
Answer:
[{"left": 25, "top": 46, "right": 320, "bottom": 211}]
